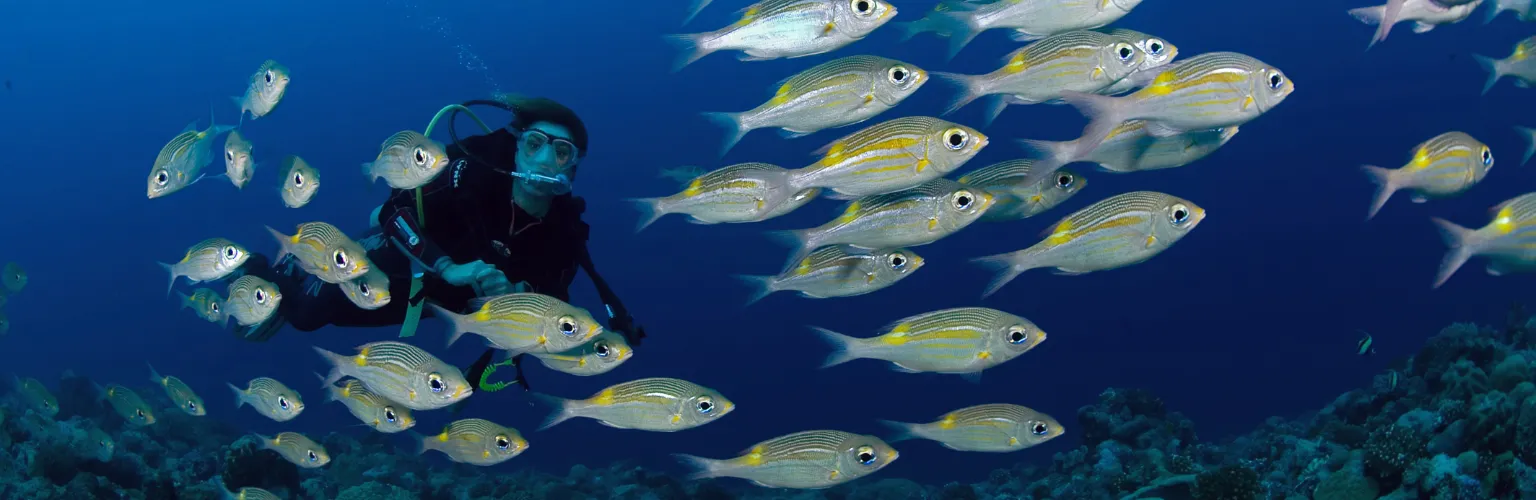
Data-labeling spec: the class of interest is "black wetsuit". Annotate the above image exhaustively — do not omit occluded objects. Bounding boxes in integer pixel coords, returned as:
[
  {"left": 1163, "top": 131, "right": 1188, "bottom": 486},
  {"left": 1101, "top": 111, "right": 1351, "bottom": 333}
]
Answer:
[{"left": 238, "top": 129, "right": 643, "bottom": 373}]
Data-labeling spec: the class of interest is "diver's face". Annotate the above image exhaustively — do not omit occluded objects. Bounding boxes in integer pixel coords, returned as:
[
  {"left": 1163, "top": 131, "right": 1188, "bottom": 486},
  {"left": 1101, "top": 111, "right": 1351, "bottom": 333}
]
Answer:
[{"left": 516, "top": 121, "right": 579, "bottom": 191}]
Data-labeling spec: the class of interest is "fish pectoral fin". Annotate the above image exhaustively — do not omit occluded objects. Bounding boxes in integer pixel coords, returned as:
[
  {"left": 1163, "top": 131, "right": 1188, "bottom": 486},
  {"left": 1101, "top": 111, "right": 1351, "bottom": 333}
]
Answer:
[
  {"left": 818, "top": 22, "right": 837, "bottom": 38},
  {"left": 1412, "top": 22, "right": 1435, "bottom": 33},
  {"left": 1240, "top": 95, "right": 1256, "bottom": 111},
  {"left": 1144, "top": 234, "right": 1158, "bottom": 248}
]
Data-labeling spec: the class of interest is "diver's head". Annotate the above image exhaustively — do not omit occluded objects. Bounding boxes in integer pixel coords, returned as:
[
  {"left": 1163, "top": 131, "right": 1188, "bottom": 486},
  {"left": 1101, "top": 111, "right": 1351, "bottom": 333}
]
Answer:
[{"left": 502, "top": 95, "right": 587, "bottom": 196}]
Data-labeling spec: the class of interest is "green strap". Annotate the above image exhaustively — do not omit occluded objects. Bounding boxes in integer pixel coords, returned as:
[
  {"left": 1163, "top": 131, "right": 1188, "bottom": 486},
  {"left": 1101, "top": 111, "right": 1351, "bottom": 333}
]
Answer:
[
  {"left": 400, "top": 104, "right": 495, "bottom": 339},
  {"left": 476, "top": 358, "right": 521, "bottom": 392}
]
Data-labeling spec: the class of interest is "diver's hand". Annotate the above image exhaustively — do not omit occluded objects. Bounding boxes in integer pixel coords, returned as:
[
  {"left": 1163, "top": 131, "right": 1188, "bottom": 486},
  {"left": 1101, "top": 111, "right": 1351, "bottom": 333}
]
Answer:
[
  {"left": 476, "top": 268, "right": 512, "bottom": 296},
  {"left": 608, "top": 315, "right": 647, "bottom": 347},
  {"left": 438, "top": 259, "right": 511, "bottom": 296}
]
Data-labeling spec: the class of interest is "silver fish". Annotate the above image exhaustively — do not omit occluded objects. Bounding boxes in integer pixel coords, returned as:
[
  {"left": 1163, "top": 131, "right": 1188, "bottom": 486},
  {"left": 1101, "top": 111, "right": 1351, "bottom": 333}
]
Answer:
[
  {"left": 224, "top": 275, "right": 282, "bottom": 327},
  {"left": 314, "top": 341, "right": 472, "bottom": 411},
  {"left": 14, "top": 376, "right": 58, "bottom": 417},
  {"left": 362, "top": 130, "right": 450, "bottom": 190},
  {"left": 325, "top": 378, "right": 414, "bottom": 433},
  {"left": 629, "top": 163, "right": 818, "bottom": 231},
  {"left": 1349, "top": 0, "right": 1481, "bottom": 48},
  {"left": 536, "top": 377, "right": 735, "bottom": 432},
  {"left": 1487, "top": 0, "right": 1535, "bottom": 23},
  {"left": 232, "top": 60, "right": 291, "bottom": 122},
  {"left": 230, "top": 377, "right": 305, "bottom": 422},
  {"left": 280, "top": 155, "right": 320, "bottom": 208},
  {"left": 1476, "top": 36, "right": 1536, "bottom": 94},
  {"left": 959, "top": 159, "right": 1086, "bottom": 221},
  {"left": 338, "top": 268, "right": 391, "bottom": 310},
  {"left": 771, "top": 178, "right": 995, "bottom": 264},
  {"left": 1019, "top": 121, "right": 1240, "bottom": 177},
  {"left": 98, "top": 383, "right": 156, "bottom": 426},
  {"left": 530, "top": 330, "right": 634, "bottom": 377},
  {"left": 255, "top": 432, "right": 329, "bottom": 468},
  {"left": 902, "top": 0, "right": 1145, "bottom": 59},
  {"left": 666, "top": 0, "right": 897, "bottom": 71},
  {"left": 148, "top": 363, "right": 205, "bottom": 416},
  {"left": 416, "top": 418, "right": 528, "bottom": 466},
  {"left": 703, "top": 55, "right": 928, "bottom": 155},
  {"left": 265, "top": 222, "right": 372, "bottom": 284},
  {"left": 676, "top": 429, "right": 899, "bottom": 489},
  {"left": 787, "top": 117, "right": 988, "bottom": 197},
  {"left": 429, "top": 293, "right": 604, "bottom": 355},
  {"left": 812, "top": 307, "right": 1047, "bottom": 377},
  {"left": 159, "top": 238, "right": 249, "bottom": 295},
  {"left": 974, "top": 191, "right": 1206, "bottom": 297},
  {"left": 88, "top": 427, "right": 114, "bottom": 462},
  {"left": 179, "top": 288, "right": 228, "bottom": 323},
  {"left": 880, "top": 403, "right": 1064, "bottom": 452},
  {"left": 735, "top": 246, "right": 924, "bottom": 305},
  {"left": 223, "top": 129, "right": 255, "bottom": 189},
  {"left": 934, "top": 30, "right": 1146, "bottom": 127},
  {"left": 1362, "top": 132, "right": 1494, "bottom": 220},
  {"left": 147, "top": 113, "right": 234, "bottom": 199},
  {"left": 1430, "top": 192, "right": 1536, "bottom": 287}
]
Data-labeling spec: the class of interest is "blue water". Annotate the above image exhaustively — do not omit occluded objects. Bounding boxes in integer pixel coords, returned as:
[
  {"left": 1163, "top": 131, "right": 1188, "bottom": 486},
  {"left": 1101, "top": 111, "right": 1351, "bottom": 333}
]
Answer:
[{"left": 2, "top": 0, "right": 1533, "bottom": 488}]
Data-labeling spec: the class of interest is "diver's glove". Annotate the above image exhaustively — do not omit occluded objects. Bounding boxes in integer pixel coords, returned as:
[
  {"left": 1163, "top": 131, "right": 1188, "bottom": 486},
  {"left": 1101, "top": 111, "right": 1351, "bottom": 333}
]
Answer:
[
  {"left": 608, "top": 315, "right": 647, "bottom": 347},
  {"left": 436, "top": 259, "right": 512, "bottom": 296}
]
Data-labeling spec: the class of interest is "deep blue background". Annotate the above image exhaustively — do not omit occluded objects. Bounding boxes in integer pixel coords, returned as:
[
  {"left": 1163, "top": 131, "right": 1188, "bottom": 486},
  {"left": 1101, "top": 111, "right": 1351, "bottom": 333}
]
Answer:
[{"left": 3, "top": 0, "right": 1534, "bottom": 486}]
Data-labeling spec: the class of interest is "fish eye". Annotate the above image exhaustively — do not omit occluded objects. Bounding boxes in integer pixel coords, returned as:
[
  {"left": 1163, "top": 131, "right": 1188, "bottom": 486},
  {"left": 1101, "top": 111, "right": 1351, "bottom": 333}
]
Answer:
[
  {"left": 951, "top": 190, "right": 975, "bottom": 210},
  {"left": 428, "top": 373, "right": 445, "bottom": 393},
  {"left": 1482, "top": 148, "right": 1494, "bottom": 166},
  {"left": 384, "top": 407, "right": 397, "bottom": 422},
  {"left": 210, "top": 303, "right": 220, "bottom": 313},
  {"left": 887, "top": 252, "right": 907, "bottom": 269},
  {"left": 558, "top": 316, "right": 578, "bottom": 336},
  {"left": 224, "top": 245, "right": 240, "bottom": 259},
  {"left": 1008, "top": 327, "right": 1029, "bottom": 344},
  {"left": 888, "top": 66, "right": 909, "bottom": 85},
  {"left": 855, "top": 446, "right": 877, "bottom": 465},
  {"left": 1267, "top": 71, "right": 1285, "bottom": 90},
  {"left": 850, "top": 0, "right": 874, "bottom": 15},
  {"left": 292, "top": 172, "right": 305, "bottom": 187},
  {"left": 333, "top": 250, "right": 349, "bottom": 267},
  {"left": 413, "top": 147, "right": 427, "bottom": 166},
  {"left": 595, "top": 342, "right": 611, "bottom": 358},
  {"left": 1032, "top": 421, "right": 1050, "bottom": 435},
  {"left": 225, "top": 150, "right": 234, "bottom": 162},
  {"left": 99, "top": 440, "right": 108, "bottom": 447},
  {"left": 944, "top": 128, "right": 969, "bottom": 150},
  {"left": 1148, "top": 40, "right": 1165, "bottom": 55},
  {"left": 154, "top": 170, "right": 169, "bottom": 186},
  {"left": 358, "top": 282, "right": 371, "bottom": 295},
  {"left": 696, "top": 397, "right": 715, "bottom": 414},
  {"left": 1056, "top": 173, "right": 1075, "bottom": 188},
  {"left": 496, "top": 435, "right": 511, "bottom": 449},
  {"left": 1170, "top": 203, "right": 1191, "bottom": 225},
  {"left": 1115, "top": 43, "right": 1134, "bottom": 61},
  {"left": 307, "top": 450, "right": 317, "bottom": 462},
  {"left": 254, "top": 288, "right": 268, "bottom": 304},
  {"left": 186, "top": 401, "right": 197, "bottom": 411},
  {"left": 264, "top": 70, "right": 274, "bottom": 84},
  {"left": 135, "top": 409, "right": 144, "bottom": 418},
  {"left": 278, "top": 397, "right": 290, "bottom": 410}
]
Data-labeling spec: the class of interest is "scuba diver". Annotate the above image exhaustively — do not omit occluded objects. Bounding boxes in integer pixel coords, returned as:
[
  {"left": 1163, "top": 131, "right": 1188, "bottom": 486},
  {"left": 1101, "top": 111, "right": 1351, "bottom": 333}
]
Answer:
[{"left": 234, "top": 95, "right": 646, "bottom": 394}]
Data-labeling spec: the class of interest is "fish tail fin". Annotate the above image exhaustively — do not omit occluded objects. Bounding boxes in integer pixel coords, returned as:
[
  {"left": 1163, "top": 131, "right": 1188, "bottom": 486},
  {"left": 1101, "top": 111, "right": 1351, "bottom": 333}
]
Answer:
[
  {"left": 1431, "top": 217, "right": 1479, "bottom": 288},
  {"left": 1058, "top": 91, "right": 1128, "bottom": 159},
  {"left": 732, "top": 274, "right": 778, "bottom": 306},
  {"left": 146, "top": 363, "right": 163, "bottom": 387},
  {"left": 1517, "top": 126, "right": 1536, "bottom": 166},
  {"left": 682, "top": 0, "right": 711, "bottom": 25},
  {"left": 979, "top": 95, "right": 1010, "bottom": 128},
  {"left": 895, "top": 19, "right": 933, "bottom": 42},
  {"left": 877, "top": 419, "right": 921, "bottom": 443},
  {"left": 931, "top": 72, "right": 983, "bottom": 116},
  {"left": 1360, "top": 165, "right": 1399, "bottom": 220},
  {"left": 176, "top": 291, "right": 194, "bottom": 310},
  {"left": 625, "top": 197, "right": 669, "bottom": 233},
  {"left": 263, "top": 225, "right": 292, "bottom": 262},
  {"left": 227, "top": 383, "right": 247, "bottom": 408},
  {"left": 530, "top": 393, "right": 576, "bottom": 431},
  {"left": 312, "top": 346, "right": 350, "bottom": 385},
  {"left": 424, "top": 303, "right": 470, "bottom": 348},
  {"left": 360, "top": 162, "right": 378, "bottom": 186},
  {"left": 1015, "top": 138, "right": 1077, "bottom": 179},
  {"left": 701, "top": 111, "right": 749, "bottom": 157},
  {"left": 1486, "top": 0, "right": 1506, "bottom": 24},
  {"left": 932, "top": 11, "right": 980, "bottom": 60},
  {"left": 410, "top": 431, "right": 438, "bottom": 456},
  {"left": 971, "top": 249, "right": 1037, "bottom": 298},
  {"left": 1475, "top": 54, "right": 1504, "bottom": 95},
  {"left": 765, "top": 229, "right": 815, "bottom": 267},
  {"left": 808, "top": 326, "right": 865, "bottom": 368},
  {"left": 674, "top": 453, "right": 728, "bottom": 481},
  {"left": 229, "top": 96, "right": 245, "bottom": 124},
  {"left": 663, "top": 32, "right": 714, "bottom": 72},
  {"left": 159, "top": 262, "right": 178, "bottom": 297},
  {"left": 93, "top": 382, "right": 107, "bottom": 404}
]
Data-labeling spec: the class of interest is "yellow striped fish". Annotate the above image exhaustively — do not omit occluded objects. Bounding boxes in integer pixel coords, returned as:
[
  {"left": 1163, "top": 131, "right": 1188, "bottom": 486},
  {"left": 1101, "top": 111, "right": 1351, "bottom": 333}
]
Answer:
[
  {"left": 735, "top": 245, "right": 924, "bottom": 305},
  {"left": 158, "top": 237, "right": 250, "bottom": 295},
  {"left": 88, "top": 427, "right": 114, "bottom": 462},
  {"left": 628, "top": 163, "right": 818, "bottom": 232},
  {"left": 265, "top": 222, "right": 372, "bottom": 284},
  {"left": 676, "top": 429, "right": 898, "bottom": 489},
  {"left": 362, "top": 130, "right": 450, "bottom": 190},
  {"left": 812, "top": 307, "right": 1046, "bottom": 378},
  {"left": 215, "top": 479, "right": 280, "bottom": 500},
  {"left": 770, "top": 178, "right": 994, "bottom": 264},
  {"left": 959, "top": 159, "right": 1086, "bottom": 222},
  {"left": 530, "top": 330, "right": 634, "bottom": 377},
  {"left": 416, "top": 418, "right": 528, "bottom": 466},
  {"left": 1060, "top": 52, "right": 1294, "bottom": 157},
  {"left": 974, "top": 191, "right": 1206, "bottom": 297},
  {"left": 98, "top": 383, "right": 156, "bottom": 426},
  {"left": 230, "top": 377, "right": 305, "bottom": 422},
  {"left": 665, "top": 0, "right": 897, "bottom": 72},
  {"left": 147, "top": 110, "right": 234, "bottom": 199},
  {"left": 880, "top": 403, "right": 1064, "bottom": 452},
  {"left": 232, "top": 59, "right": 290, "bottom": 122},
  {"left": 1362, "top": 132, "right": 1493, "bottom": 220},
  {"left": 224, "top": 275, "right": 281, "bottom": 327},
  {"left": 1019, "top": 120, "right": 1240, "bottom": 177},
  {"left": 148, "top": 363, "right": 205, "bottom": 416},
  {"left": 14, "top": 376, "right": 58, "bottom": 417},
  {"left": 280, "top": 155, "right": 320, "bottom": 208},
  {"left": 178, "top": 287, "right": 227, "bottom": 323},
  {"left": 934, "top": 30, "right": 1145, "bottom": 127},
  {"left": 1476, "top": 35, "right": 1536, "bottom": 95},
  {"left": 788, "top": 117, "right": 988, "bottom": 197},
  {"left": 223, "top": 129, "right": 255, "bottom": 189},
  {"left": 255, "top": 432, "right": 329, "bottom": 468},
  {"left": 338, "top": 267, "right": 391, "bottom": 310},
  {"left": 1430, "top": 192, "right": 1536, "bottom": 287},
  {"left": 1099, "top": 29, "right": 1180, "bottom": 96},
  {"left": 314, "top": 341, "right": 471, "bottom": 411},
  {"left": 535, "top": 377, "right": 735, "bottom": 432},
  {"left": 326, "top": 378, "right": 415, "bottom": 433},
  {"left": 703, "top": 55, "right": 928, "bottom": 156},
  {"left": 428, "top": 292, "right": 603, "bottom": 355},
  {"left": 904, "top": 0, "right": 1144, "bottom": 59}
]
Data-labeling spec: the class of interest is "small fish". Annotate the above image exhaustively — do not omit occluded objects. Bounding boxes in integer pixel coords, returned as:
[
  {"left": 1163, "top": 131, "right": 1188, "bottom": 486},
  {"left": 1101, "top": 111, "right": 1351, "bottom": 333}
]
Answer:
[
  {"left": 1430, "top": 192, "right": 1536, "bottom": 287},
  {"left": 770, "top": 178, "right": 995, "bottom": 264},
  {"left": 1487, "top": 0, "right": 1536, "bottom": 23},
  {"left": 1019, "top": 121, "right": 1240, "bottom": 177},
  {"left": 660, "top": 166, "right": 708, "bottom": 184},
  {"left": 909, "top": 0, "right": 1145, "bottom": 59},
  {"left": 265, "top": 222, "right": 372, "bottom": 284},
  {"left": 536, "top": 377, "right": 735, "bottom": 432},
  {"left": 974, "top": 191, "right": 1206, "bottom": 297},
  {"left": 530, "top": 330, "right": 635, "bottom": 377},
  {"left": 147, "top": 112, "right": 234, "bottom": 199},
  {"left": 14, "top": 376, "right": 58, "bottom": 417},
  {"left": 1349, "top": 0, "right": 1481, "bottom": 48},
  {"left": 893, "top": 1, "right": 963, "bottom": 41},
  {"left": 812, "top": 307, "right": 1047, "bottom": 378},
  {"left": 215, "top": 477, "right": 279, "bottom": 500},
  {"left": 362, "top": 130, "right": 450, "bottom": 190},
  {"left": 787, "top": 117, "right": 988, "bottom": 197},
  {"left": 98, "top": 383, "right": 156, "bottom": 426},
  {"left": 223, "top": 130, "right": 255, "bottom": 189},
  {"left": 415, "top": 418, "right": 528, "bottom": 466},
  {"left": 230, "top": 377, "right": 305, "bottom": 422},
  {"left": 958, "top": 160, "right": 1086, "bottom": 222},
  {"left": 676, "top": 429, "right": 898, "bottom": 489},
  {"left": 179, "top": 287, "right": 228, "bottom": 323},
  {"left": 628, "top": 163, "right": 819, "bottom": 231},
  {"left": 429, "top": 293, "right": 604, "bottom": 355},
  {"left": 666, "top": 0, "right": 897, "bottom": 71},
  {"left": 2, "top": 262, "right": 24, "bottom": 293},
  {"left": 280, "top": 155, "right": 320, "bottom": 208},
  {"left": 735, "top": 246, "right": 924, "bottom": 305},
  {"left": 224, "top": 275, "right": 282, "bottom": 327},
  {"left": 158, "top": 238, "right": 250, "bottom": 295},
  {"left": 88, "top": 427, "right": 114, "bottom": 462},
  {"left": 324, "top": 378, "right": 414, "bottom": 433},
  {"left": 703, "top": 55, "right": 928, "bottom": 155},
  {"left": 1058, "top": 52, "right": 1294, "bottom": 158},
  {"left": 1357, "top": 330, "right": 1377, "bottom": 355},
  {"left": 148, "top": 363, "right": 205, "bottom": 416},
  {"left": 1520, "top": 126, "right": 1536, "bottom": 166},
  {"left": 232, "top": 60, "right": 291, "bottom": 122},
  {"left": 1098, "top": 30, "right": 1180, "bottom": 96},
  {"left": 314, "top": 341, "right": 472, "bottom": 411},
  {"left": 338, "top": 268, "right": 391, "bottom": 310},
  {"left": 1475, "top": 36, "right": 1536, "bottom": 94},
  {"left": 880, "top": 403, "right": 1064, "bottom": 452},
  {"left": 255, "top": 432, "right": 329, "bottom": 468},
  {"left": 934, "top": 30, "right": 1146, "bottom": 127},
  {"left": 1362, "top": 132, "right": 1494, "bottom": 220}
]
